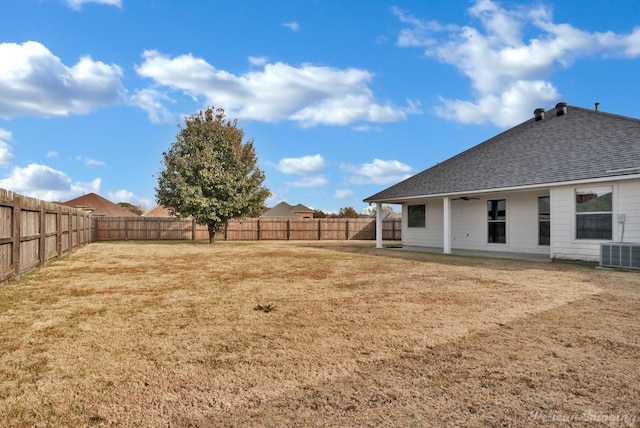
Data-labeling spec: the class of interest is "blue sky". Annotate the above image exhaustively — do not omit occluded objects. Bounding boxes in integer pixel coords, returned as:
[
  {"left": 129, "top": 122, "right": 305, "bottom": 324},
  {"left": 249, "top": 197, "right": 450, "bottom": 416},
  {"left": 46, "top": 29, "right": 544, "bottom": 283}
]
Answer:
[{"left": 1, "top": 0, "right": 639, "bottom": 214}]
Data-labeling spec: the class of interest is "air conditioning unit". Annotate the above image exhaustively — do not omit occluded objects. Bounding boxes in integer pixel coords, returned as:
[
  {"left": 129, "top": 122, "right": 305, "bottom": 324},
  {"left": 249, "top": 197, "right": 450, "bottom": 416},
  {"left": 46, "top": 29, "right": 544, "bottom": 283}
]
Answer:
[{"left": 600, "top": 243, "right": 640, "bottom": 270}]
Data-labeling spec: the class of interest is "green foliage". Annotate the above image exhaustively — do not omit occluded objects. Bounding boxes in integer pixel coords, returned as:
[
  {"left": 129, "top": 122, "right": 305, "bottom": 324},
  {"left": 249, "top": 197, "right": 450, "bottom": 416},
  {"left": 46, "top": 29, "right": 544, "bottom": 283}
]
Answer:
[
  {"left": 313, "top": 209, "right": 327, "bottom": 218},
  {"left": 156, "top": 107, "right": 270, "bottom": 243},
  {"left": 338, "top": 206, "right": 359, "bottom": 218},
  {"left": 117, "top": 202, "right": 145, "bottom": 216}
]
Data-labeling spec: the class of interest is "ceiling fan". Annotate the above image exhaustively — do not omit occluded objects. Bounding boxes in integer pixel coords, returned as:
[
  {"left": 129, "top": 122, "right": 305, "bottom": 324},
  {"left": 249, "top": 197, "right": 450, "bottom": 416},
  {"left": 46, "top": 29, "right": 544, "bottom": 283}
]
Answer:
[{"left": 452, "top": 196, "right": 481, "bottom": 201}]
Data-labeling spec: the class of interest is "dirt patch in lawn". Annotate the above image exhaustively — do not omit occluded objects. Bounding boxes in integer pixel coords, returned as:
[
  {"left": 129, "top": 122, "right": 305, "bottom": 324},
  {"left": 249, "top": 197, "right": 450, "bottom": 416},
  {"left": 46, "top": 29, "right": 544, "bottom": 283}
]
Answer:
[{"left": 0, "top": 241, "right": 638, "bottom": 427}]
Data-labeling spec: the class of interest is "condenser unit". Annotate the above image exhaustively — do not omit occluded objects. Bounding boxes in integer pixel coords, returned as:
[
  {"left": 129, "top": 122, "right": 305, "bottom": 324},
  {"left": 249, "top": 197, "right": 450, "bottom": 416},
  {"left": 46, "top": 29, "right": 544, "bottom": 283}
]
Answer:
[{"left": 600, "top": 243, "right": 640, "bottom": 270}]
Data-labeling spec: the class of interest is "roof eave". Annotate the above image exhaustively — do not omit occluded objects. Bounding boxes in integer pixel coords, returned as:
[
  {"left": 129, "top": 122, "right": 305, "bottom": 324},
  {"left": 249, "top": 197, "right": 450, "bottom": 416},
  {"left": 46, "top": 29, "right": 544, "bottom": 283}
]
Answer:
[{"left": 364, "top": 173, "right": 640, "bottom": 203}]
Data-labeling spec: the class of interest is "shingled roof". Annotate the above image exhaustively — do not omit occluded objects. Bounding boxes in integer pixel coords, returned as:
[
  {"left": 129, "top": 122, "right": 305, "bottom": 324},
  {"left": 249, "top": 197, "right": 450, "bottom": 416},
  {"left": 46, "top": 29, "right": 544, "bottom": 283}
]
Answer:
[
  {"left": 260, "top": 201, "right": 314, "bottom": 218},
  {"left": 364, "top": 104, "right": 640, "bottom": 203},
  {"left": 142, "top": 205, "right": 175, "bottom": 217},
  {"left": 59, "top": 193, "right": 139, "bottom": 217}
]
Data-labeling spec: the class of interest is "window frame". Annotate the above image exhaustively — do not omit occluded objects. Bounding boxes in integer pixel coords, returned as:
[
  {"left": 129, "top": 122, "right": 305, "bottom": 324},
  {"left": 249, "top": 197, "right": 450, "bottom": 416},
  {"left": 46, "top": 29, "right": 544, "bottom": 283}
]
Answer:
[
  {"left": 407, "top": 204, "right": 426, "bottom": 228},
  {"left": 575, "top": 186, "right": 613, "bottom": 240},
  {"left": 538, "top": 196, "right": 550, "bottom": 246},
  {"left": 487, "top": 199, "right": 507, "bottom": 244}
]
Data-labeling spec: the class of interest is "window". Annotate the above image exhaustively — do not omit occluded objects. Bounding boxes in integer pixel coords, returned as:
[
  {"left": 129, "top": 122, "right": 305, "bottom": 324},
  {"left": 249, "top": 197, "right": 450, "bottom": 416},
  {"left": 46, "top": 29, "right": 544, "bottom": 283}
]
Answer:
[
  {"left": 576, "top": 186, "right": 612, "bottom": 240},
  {"left": 538, "top": 196, "right": 550, "bottom": 246},
  {"left": 488, "top": 199, "right": 506, "bottom": 243},
  {"left": 407, "top": 204, "right": 426, "bottom": 228}
]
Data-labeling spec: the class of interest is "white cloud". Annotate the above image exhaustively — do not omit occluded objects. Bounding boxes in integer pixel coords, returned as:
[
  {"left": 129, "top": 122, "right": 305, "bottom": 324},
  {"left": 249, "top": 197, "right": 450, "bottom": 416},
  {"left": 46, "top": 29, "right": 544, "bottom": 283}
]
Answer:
[
  {"left": 107, "top": 189, "right": 151, "bottom": 208},
  {"left": 0, "top": 41, "right": 125, "bottom": 119},
  {"left": 291, "top": 176, "right": 329, "bottom": 188},
  {"left": 0, "top": 164, "right": 101, "bottom": 201},
  {"left": 0, "top": 129, "right": 16, "bottom": 168},
  {"left": 435, "top": 80, "right": 560, "bottom": 127},
  {"left": 108, "top": 189, "right": 135, "bottom": 203},
  {"left": 130, "top": 88, "right": 175, "bottom": 124},
  {"left": 391, "top": 6, "right": 458, "bottom": 48},
  {"left": 282, "top": 22, "right": 300, "bottom": 32},
  {"left": 64, "top": 0, "right": 122, "bottom": 10},
  {"left": 395, "top": 0, "right": 640, "bottom": 127},
  {"left": 135, "top": 50, "right": 417, "bottom": 127},
  {"left": 249, "top": 56, "right": 268, "bottom": 66},
  {"left": 84, "top": 158, "right": 107, "bottom": 167},
  {"left": 47, "top": 151, "right": 59, "bottom": 158},
  {"left": 335, "top": 189, "right": 355, "bottom": 199},
  {"left": 276, "top": 155, "right": 329, "bottom": 188},
  {"left": 351, "top": 124, "right": 381, "bottom": 132},
  {"left": 276, "top": 154, "right": 325, "bottom": 175},
  {"left": 341, "top": 159, "right": 414, "bottom": 185}
]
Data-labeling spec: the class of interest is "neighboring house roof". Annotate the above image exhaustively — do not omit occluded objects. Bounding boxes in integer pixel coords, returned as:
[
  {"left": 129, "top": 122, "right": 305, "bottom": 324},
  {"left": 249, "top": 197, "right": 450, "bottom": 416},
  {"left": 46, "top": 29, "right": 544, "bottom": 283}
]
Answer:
[
  {"left": 58, "top": 193, "right": 139, "bottom": 217},
  {"left": 357, "top": 212, "right": 400, "bottom": 219},
  {"left": 290, "top": 203, "right": 314, "bottom": 214},
  {"left": 260, "top": 201, "right": 314, "bottom": 218},
  {"left": 142, "top": 205, "right": 175, "bottom": 217},
  {"left": 364, "top": 104, "right": 640, "bottom": 203},
  {"left": 382, "top": 211, "right": 402, "bottom": 220}
]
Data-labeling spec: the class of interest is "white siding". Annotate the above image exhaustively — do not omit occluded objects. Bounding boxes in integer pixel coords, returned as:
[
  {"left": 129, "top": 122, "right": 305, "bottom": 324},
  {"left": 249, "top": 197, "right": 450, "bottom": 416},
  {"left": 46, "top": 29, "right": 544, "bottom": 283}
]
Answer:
[
  {"left": 398, "top": 177, "right": 639, "bottom": 261},
  {"left": 402, "top": 190, "right": 550, "bottom": 255},
  {"left": 450, "top": 198, "right": 486, "bottom": 250},
  {"left": 618, "top": 179, "right": 640, "bottom": 243},
  {"left": 401, "top": 200, "right": 443, "bottom": 247},
  {"left": 551, "top": 178, "right": 640, "bottom": 262}
]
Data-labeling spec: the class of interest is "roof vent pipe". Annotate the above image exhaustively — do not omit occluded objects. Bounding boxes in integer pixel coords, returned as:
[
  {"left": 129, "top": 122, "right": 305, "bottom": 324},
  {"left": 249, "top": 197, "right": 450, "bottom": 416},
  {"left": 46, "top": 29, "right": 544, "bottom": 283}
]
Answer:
[
  {"left": 556, "top": 102, "right": 568, "bottom": 116},
  {"left": 534, "top": 108, "right": 545, "bottom": 121}
]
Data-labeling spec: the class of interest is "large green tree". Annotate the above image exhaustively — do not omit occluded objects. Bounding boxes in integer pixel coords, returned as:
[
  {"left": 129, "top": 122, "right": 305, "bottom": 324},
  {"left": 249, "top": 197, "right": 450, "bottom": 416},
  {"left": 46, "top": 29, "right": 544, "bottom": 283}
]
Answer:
[
  {"left": 156, "top": 107, "right": 270, "bottom": 243},
  {"left": 338, "top": 206, "right": 359, "bottom": 218}
]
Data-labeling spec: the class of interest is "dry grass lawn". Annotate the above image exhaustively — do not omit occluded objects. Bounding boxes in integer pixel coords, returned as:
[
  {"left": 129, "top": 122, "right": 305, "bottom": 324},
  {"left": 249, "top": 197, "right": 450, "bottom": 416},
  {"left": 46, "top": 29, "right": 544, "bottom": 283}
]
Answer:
[{"left": 0, "top": 241, "right": 638, "bottom": 427}]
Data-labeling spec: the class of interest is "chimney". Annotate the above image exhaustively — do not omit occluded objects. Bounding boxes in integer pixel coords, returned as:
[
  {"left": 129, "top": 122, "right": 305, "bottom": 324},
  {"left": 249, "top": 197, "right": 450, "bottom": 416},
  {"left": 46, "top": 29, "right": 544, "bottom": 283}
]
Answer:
[
  {"left": 555, "top": 102, "right": 568, "bottom": 116},
  {"left": 595, "top": 102, "right": 600, "bottom": 111},
  {"left": 534, "top": 108, "right": 545, "bottom": 121}
]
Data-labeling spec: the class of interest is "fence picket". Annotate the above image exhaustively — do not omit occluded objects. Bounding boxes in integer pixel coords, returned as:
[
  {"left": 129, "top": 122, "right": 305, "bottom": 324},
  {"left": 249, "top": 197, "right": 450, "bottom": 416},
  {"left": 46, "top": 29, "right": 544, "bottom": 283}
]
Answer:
[
  {"left": 94, "top": 217, "right": 401, "bottom": 242},
  {"left": 0, "top": 189, "right": 92, "bottom": 282}
]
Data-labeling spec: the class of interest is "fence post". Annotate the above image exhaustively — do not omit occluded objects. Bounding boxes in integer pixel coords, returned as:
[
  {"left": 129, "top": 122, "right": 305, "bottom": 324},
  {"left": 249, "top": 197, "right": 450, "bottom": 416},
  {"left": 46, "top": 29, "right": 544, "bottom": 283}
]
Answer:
[
  {"left": 39, "top": 204, "right": 46, "bottom": 265},
  {"left": 57, "top": 206, "right": 62, "bottom": 257},
  {"left": 287, "top": 219, "right": 291, "bottom": 240},
  {"left": 67, "top": 210, "right": 73, "bottom": 254},
  {"left": 12, "top": 195, "right": 21, "bottom": 277},
  {"left": 345, "top": 219, "right": 349, "bottom": 241},
  {"left": 76, "top": 212, "right": 81, "bottom": 248},
  {"left": 191, "top": 220, "right": 196, "bottom": 241},
  {"left": 317, "top": 219, "right": 321, "bottom": 240}
]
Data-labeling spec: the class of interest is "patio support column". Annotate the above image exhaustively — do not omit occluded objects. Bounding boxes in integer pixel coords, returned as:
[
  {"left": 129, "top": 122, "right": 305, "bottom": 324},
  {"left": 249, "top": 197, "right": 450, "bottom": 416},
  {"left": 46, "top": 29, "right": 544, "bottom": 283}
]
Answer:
[
  {"left": 375, "top": 203, "right": 383, "bottom": 248},
  {"left": 443, "top": 196, "right": 451, "bottom": 254}
]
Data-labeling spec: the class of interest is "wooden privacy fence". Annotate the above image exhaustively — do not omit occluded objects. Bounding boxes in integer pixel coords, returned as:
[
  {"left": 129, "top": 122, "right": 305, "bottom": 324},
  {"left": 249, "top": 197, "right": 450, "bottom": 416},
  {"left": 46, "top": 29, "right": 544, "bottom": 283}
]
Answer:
[
  {"left": 95, "top": 217, "right": 402, "bottom": 242},
  {"left": 0, "top": 189, "right": 92, "bottom": 282}
]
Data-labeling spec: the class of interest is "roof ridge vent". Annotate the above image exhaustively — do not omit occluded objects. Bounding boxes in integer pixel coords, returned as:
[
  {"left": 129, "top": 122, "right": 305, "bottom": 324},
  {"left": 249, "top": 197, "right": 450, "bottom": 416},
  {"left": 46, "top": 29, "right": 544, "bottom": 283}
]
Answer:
[
  {"left": 555, "top": 102, "right": 568, "bottom": 116},
  {"left": 534, "top": 108, "right": 545, "bottom": 121}
]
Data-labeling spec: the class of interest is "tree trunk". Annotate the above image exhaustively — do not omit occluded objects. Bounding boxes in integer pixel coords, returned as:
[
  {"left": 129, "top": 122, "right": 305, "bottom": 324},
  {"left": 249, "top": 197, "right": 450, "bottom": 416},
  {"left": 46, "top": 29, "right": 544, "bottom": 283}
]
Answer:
[{"left": 207, "top": 223, "right": 216, "bottom": 244}]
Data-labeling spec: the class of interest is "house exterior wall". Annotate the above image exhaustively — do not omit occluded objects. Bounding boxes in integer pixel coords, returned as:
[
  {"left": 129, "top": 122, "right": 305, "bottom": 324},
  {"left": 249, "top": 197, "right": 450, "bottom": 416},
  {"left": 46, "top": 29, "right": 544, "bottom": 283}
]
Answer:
[
  {"left": 619, "top": 178, "right": 640, "bottom": 242},
  {"left": 401, "top": 199, "right": 444, "bottom": 247},
  {"left": 551, "top": 178, "right": 640, "bottom": 262},
  {"left": 399, "top": 178, "right": 640, "bottom": 262},
  {"left": 294, "top": 212, "right": 313, "bottom": 219},
  {"left": 401, "top": 190, "right": 550, "bottom": 255}
]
